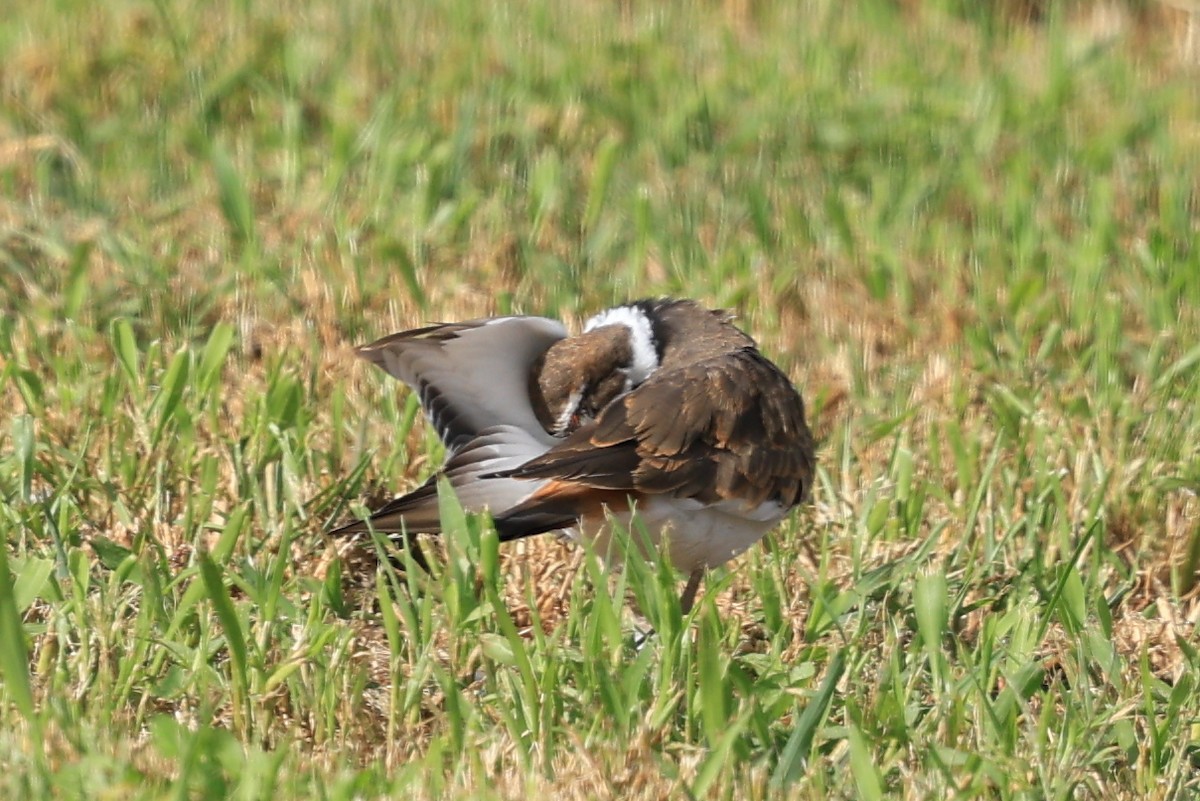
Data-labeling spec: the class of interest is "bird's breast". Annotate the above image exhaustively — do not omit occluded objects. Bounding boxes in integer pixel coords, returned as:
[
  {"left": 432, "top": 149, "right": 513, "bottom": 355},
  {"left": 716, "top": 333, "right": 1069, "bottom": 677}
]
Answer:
[{"left": 574, "top": 495, "right": 787, "bottom": 574}]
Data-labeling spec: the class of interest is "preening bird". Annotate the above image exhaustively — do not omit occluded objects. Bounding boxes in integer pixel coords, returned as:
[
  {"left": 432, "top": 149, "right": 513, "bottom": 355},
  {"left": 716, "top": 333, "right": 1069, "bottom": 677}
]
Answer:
[{"left": 332, "top": 298, "right": 815, "bottom": 613}]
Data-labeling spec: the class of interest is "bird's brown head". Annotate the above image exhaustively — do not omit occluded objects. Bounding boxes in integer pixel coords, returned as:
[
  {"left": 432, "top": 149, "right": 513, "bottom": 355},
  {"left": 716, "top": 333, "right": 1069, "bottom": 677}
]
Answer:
[{"left": 528, "top": 324, "right": 643, "bottom": 436}]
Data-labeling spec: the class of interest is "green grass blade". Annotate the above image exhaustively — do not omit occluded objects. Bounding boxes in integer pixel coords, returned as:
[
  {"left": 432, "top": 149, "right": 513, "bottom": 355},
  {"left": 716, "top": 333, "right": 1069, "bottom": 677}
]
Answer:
[
  {"left": 696, "top": 609, "right": 729, "bottom": 747},
  {"left": 0, "top": 544, "right": 37, "bottom": 726},
  {"left": 197, "top": 551, "right": 249, "bottom": 729},
  {"left": 211, "top": 141, "right": 257, "bottom": 248},
  {"left": 914, "top": 570, "right": 948, "bottom": 689},
  {"left": 10, "top": 555, "right": 54, "bottom": 613},
  {"left": 150, "top": 349, "right": 190, "bottom": 449},
  {"left": 110, "top": 317, "right": 140, "bottom": 388},
  {"left": 196, "top": 322, "right": 235, "bottom": 398},
  {"left": 11, "top": 414, "right": 34, "bottom": 502},
  {"left": 848, "top": 723, "right": 884, "bottom": 801},
  {"left": 771, "top": 649, "right": 847, "bottom": 790}
]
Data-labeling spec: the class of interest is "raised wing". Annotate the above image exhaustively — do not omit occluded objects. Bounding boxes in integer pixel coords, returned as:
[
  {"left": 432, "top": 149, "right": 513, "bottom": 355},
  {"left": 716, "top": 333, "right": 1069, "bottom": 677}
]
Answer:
[
  {"left": 356, "top": 316, "right": 567, "bottom": 451},
  {"left": 500, "top": 348, "right": 814, "bottom": 510}
]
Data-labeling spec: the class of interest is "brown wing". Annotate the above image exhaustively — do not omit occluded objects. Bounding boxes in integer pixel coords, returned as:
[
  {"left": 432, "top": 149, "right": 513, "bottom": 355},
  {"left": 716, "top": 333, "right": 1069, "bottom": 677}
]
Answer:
[{"left": 501, "top": 348, "right": 815, "bottom": 510}]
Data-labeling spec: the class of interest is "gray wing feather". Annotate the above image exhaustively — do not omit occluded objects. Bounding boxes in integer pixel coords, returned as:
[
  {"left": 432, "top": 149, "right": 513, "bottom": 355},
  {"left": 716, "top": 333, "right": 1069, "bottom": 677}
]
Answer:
[
  {"left": 330, "top": 425, "right": 550, "bottom": 535},
  {"left": 356, "top": 316, "right": 567, "bottom": 452}
]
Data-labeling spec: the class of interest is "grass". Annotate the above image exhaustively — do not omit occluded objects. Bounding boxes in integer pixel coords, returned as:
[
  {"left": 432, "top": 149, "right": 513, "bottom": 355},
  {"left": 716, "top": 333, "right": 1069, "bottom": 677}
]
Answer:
[{"left": 2, "top": 0, "right": 1200, "bottom": 797}]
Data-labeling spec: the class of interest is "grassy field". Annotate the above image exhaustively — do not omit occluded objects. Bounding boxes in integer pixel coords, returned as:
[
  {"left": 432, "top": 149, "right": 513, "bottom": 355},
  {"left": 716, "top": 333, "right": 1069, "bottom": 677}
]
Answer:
[{"left": 3, "top": 0, "right": 1200, "bottom": 797}]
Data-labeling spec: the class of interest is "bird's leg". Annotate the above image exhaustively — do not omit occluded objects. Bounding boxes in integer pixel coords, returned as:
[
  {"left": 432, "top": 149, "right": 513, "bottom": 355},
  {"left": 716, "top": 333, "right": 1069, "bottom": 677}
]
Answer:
[
  {"left": 381, "top": 530, "right": 430, "bottom": 575},
  {"left": 679, "top": 568, "right": 705, "bottom": 615}
]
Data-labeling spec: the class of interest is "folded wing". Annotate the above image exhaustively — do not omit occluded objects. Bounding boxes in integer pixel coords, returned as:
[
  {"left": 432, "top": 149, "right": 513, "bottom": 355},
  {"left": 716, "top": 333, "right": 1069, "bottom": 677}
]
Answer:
[{"left": 496, "top": 348, "right": 814, "bottom": 519}]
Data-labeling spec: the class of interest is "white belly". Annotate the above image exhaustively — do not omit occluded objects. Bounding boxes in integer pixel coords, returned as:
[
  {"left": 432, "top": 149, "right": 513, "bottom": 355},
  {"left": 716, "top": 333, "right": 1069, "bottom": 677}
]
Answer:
[{"left": 575, "top": 497, "right": 787, "bottom": 574}]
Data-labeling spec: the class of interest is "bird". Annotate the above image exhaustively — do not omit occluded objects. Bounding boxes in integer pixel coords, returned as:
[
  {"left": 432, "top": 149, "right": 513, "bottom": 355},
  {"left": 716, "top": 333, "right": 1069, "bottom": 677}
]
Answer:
[{"left": 332, "top": 298, "right": 815, "bottom": 613}]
